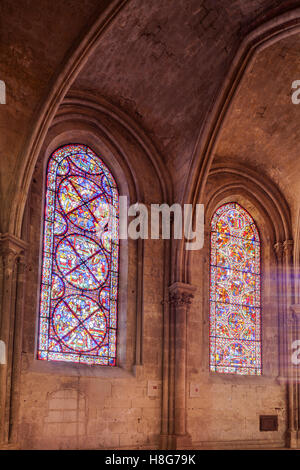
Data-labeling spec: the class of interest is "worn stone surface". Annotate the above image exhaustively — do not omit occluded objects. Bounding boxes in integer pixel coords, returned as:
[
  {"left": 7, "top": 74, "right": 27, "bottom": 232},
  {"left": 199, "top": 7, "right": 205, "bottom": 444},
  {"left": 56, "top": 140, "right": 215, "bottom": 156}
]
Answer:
[
  {"left": 72, "top": 0, "right": 299, "bottom": 201},
  {"left": 215, "top": 34, "right": 300, "bottom": 231},
  {"left": 1, "top": 0, "right": 300, "bottom": 450},
  {"left": 16, "top": 140, "right": 164, "bottom": 449},
  {"left": 1, "top": 0, "right": 300, "bottom": 230},
  {"left": 188, "top": 187, "right": 287, "bottom": 446}
]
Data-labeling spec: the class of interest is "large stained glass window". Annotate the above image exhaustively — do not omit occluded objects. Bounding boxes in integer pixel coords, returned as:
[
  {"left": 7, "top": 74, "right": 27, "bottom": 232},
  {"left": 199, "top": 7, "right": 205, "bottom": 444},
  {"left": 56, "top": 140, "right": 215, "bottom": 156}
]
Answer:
[
  {"left": 209, "top": 203, "right": 261, "bottom": 375},
  {"left": 37, "top": 144, "right": 119, "bottom": 366}
]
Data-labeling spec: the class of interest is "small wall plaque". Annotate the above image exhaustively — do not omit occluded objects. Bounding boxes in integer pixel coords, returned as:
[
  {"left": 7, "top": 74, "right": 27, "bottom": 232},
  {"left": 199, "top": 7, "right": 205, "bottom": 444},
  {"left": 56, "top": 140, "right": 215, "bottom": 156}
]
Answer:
[
  {"left": 259, "top": 415, "right": 278, "bottom": 431},
  {"left": 189, "top": 383, "right": 201, "bottom": 398},
  {"left": 147, "top": 381, "right": 161, "bottom": 397}
]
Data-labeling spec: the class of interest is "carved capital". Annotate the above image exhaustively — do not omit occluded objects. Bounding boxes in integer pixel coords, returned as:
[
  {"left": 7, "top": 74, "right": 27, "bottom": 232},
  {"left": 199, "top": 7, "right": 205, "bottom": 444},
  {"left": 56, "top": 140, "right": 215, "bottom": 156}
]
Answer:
[
  {"left": 168, "top": 282, "right": 196, "bottom": 307},
  {"left": 284, "top": 240, "right": 294, "bottom": 254},
  {"left": 0, "top": 233, "right": 27, "bottom": 262},
  {"left": 169, "top": 292, "right": 194, "bottom": 307},
  {"left": 0, "top": 234, "right": 27, "bottom": 279},
  {"left": 283, "top": 240, "right": 294, "bottom": 267},
  {"left": 274, "top": 241, "right": 283, "bottom": 262}
]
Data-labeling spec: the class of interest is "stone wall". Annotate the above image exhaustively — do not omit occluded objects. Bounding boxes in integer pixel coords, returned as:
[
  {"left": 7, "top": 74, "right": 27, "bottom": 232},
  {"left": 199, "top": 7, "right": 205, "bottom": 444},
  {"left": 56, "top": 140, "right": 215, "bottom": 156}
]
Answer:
[
  {"left": 185, "top": 178, "right": 289, "bottom": 448},
  {"left": 16, "top": 122, "right": 165, "bottom": 450}
]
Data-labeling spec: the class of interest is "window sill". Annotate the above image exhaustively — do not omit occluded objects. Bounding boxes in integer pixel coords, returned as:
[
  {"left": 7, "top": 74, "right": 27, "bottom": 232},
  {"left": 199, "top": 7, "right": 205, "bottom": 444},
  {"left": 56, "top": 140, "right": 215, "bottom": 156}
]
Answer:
[
  {"left": 207, "top": 370, "right": 281, "bottom": 385},
  {"left": 21, "top": 352, "right": 138, "bottom": 379}
]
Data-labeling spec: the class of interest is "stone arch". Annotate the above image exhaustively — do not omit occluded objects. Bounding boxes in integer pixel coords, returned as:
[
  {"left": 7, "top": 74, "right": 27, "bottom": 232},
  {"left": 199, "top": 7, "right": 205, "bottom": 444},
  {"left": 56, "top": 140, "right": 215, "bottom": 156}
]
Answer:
[
  {"left": 198, "top": 161, "right": 291, "bottom": 372},
  {"left": 175, "top": 8, "right": 300, "bottom": 283},
  {"left": 185, "top": 161, "right": 294, "bottom": 447},
  {"left": 4, "top": 90, "right": 170, "bottom": 449},
  {"left": 23, "top": 91, "right": 170, "bottom": 371},
  {"left": 207, "top": 162, "right": 292, "bottom": 242},
  {"left": 8, "top": 0, "right": 130, "bottom": 237}
]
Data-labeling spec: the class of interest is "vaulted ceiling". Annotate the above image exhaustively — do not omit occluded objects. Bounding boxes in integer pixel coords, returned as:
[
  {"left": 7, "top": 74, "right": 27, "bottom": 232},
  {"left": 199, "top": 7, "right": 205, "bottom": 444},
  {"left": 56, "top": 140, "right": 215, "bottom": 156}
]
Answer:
[
  {"left": 71, "top": 0, "right": 300, "bottom": 198},
  {"left": 215, "top": 33, "right": 300, "bottom": 228},
  {"left": 1, "top": 0, "right": 300, "bottom": 232}
]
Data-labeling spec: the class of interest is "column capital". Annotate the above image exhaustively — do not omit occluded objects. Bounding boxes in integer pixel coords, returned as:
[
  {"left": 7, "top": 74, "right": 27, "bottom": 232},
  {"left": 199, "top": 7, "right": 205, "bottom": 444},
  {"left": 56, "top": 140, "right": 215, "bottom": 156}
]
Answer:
[
  {"left": 283, "top": 239, "right": 294, "bottom": 255},
  {"left": 0, "top": 233, "right": 27, "bottom": 259},
  {"left": 274, "top": 241, "right": 283, "bottom": 260},
  {"left": 168, "top": 282, "right": 196, "bottom": 307}
]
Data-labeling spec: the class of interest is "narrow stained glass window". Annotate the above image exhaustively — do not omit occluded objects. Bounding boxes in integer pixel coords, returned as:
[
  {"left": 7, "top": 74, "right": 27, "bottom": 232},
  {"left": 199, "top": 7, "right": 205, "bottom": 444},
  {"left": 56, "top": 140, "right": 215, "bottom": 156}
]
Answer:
[
  {"left": 37, "top": 144, "right": 119, "bottom": 366},
  {"left": 209, "top": 203, "right": 261, "bottom": 375}
]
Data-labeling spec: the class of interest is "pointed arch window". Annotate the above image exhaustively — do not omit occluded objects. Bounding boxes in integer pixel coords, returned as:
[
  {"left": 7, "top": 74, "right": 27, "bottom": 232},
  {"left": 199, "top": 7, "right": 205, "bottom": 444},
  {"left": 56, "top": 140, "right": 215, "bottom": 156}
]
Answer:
[
  {"left": 209, "top": 203, "right": 261, "bottom": 375},
  {"left": 37, "top": 144, "right": 119, "bottom": 366}
]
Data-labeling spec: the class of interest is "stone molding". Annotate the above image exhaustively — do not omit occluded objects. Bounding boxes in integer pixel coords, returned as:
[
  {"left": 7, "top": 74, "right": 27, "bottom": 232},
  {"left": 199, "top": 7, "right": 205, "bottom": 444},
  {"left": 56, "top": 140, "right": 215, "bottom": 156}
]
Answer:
[
  {"left": 284, "top": 240, "right": 294, "bottom": 253},
  {"left": 168, "top": 282, "right": 196, "bottom": 307},
  {"left": 0, "top": 233, "right": 27, "bottom": 445},
  {"left": 0, "top": 233, "right": 27, "bottom": 258}
]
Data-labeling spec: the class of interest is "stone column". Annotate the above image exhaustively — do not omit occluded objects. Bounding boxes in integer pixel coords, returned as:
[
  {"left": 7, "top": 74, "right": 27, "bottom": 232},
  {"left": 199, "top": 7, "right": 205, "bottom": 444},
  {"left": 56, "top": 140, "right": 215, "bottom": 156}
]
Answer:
[
  {"left": 284, "top": 241, "right": 294, "bottom": 304},
  {"left": 282, "top": 240, "right": 297, "bottom": 449},
  {"left": 168, "top": 282, "right": 196, "bottom": 449},
  {"left": 284, "top": 241, "right": 295, "bottom": 447},
  {"left": 274, "top": 240, "right": 297, "bottom": 447},
  {"left": 0, "top": 233, "right": 27, "bottom": 446},
  {"left": 274, "top": 242, "right": 285, "bottom": 380},
  {"left": 288, "top": 304, "right": 300, "bottom": 448}
]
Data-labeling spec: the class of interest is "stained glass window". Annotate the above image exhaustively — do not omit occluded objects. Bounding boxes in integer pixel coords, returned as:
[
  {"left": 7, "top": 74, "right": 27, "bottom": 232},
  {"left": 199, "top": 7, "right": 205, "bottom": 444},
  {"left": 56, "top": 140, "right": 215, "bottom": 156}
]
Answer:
[
  {"left": 37, "top": 144, "right": 119, "bottom": 366},
  {"left": 209, "top": 203, "right": 261, "bottom": 375}
]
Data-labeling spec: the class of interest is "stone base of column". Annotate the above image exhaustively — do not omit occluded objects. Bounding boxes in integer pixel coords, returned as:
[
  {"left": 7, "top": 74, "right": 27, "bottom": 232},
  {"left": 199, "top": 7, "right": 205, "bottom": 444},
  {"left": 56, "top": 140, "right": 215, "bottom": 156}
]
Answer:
[
  {"left": 0, "top": 443, "right": 19, "bottom": 450},
  {"left": 286, "top": 430, "right": 300, "bottom": 448},
  {"left": 159, "top": 434, "right": 169, "bottom": 450},
  {"left": 160, "top": 434, "right": 193, "bottom": 450}
]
